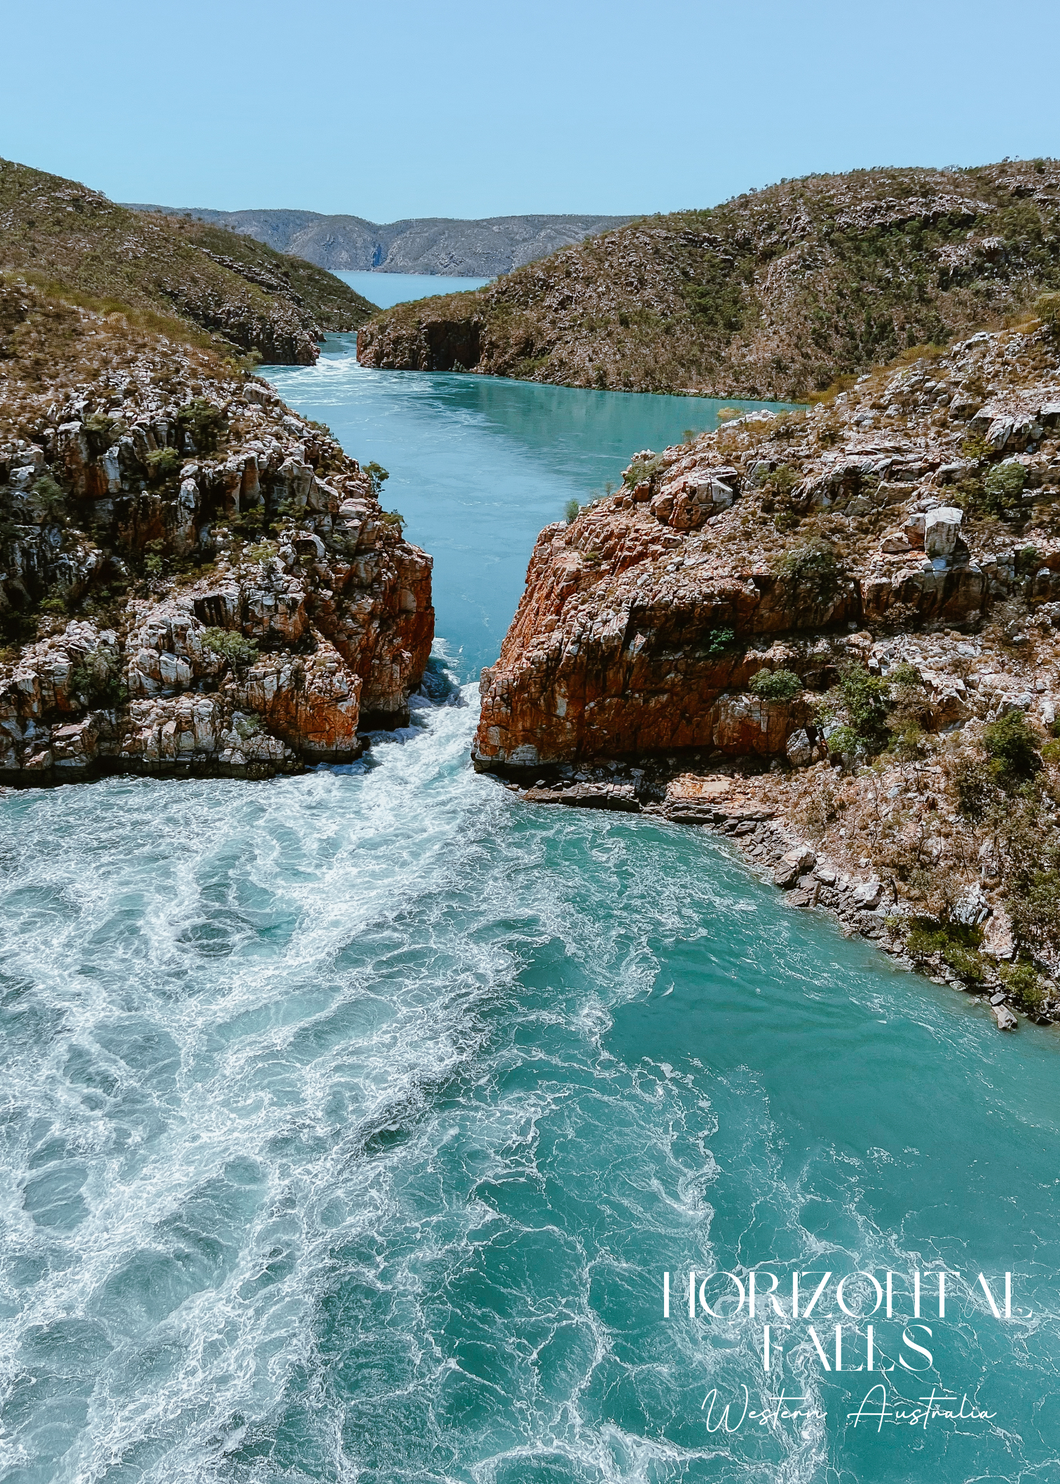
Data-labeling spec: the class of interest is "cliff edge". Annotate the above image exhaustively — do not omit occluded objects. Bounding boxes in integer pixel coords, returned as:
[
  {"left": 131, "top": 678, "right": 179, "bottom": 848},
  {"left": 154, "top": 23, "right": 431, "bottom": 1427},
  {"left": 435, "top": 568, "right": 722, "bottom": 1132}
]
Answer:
[{"left": 0, "top": 209, "right": 432, "bottom": 782}]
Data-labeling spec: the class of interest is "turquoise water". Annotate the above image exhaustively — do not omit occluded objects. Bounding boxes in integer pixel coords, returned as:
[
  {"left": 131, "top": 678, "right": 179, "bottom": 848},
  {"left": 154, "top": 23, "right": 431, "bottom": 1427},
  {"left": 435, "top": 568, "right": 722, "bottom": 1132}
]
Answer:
[
  {"left": 2, "top": 349, "right": 1060, "bottom": 1484},
  {"left": 335, "top": 272, "right": 492, "bottom": 310},
  {"left": 266, "top": 337, "right": 784, "bottom": 675}
]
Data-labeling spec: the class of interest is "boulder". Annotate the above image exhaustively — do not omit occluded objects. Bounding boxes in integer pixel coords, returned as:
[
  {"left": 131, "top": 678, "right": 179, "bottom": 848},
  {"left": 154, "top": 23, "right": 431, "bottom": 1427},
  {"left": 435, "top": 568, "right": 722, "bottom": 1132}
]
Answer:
[
  {"left": 924, "top": 506, "right": 963, "bottom": 559},
  {"left": 785, "top": 728, "right": 814, "bottom": 766},
  {"left": 992, "top": 1003, "right": 1018, "bottom": 1031},
  {"left": 852, "top": 880, "right": 883, "bottom": 909},
  {"left": 774, "top": 844, "right": 816, "bottom": 888}
]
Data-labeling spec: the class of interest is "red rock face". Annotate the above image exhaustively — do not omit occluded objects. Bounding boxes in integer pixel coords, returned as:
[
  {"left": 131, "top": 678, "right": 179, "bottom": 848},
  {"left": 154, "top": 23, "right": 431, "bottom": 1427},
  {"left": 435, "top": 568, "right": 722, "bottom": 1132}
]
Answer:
[
  {"left": 470, "top": 317, "right": 1060, "bottom": 775},
  {"left": 473, "top": 507, "right": 829, "bottom": 770}
]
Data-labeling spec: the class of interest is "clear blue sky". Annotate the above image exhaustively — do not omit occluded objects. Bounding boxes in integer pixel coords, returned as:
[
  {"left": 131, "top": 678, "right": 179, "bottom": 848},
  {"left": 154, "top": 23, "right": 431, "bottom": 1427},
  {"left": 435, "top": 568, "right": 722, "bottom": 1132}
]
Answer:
[{"left": 4, "top": 0, "right": 1058, "bottom": 222}]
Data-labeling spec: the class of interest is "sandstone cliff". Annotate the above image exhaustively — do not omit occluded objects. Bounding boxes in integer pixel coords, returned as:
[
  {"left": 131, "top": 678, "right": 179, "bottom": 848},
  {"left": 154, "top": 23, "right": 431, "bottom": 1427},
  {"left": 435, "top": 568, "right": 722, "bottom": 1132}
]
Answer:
[
  {"left": 0, "top": 278, "right": 432, "bottom": 783},
  {"left": 475, "top": 317, "right": 1060, "bottom": 1014},
  {"left": 358, "top": 160, "right": 1060, "bottom": 398}
]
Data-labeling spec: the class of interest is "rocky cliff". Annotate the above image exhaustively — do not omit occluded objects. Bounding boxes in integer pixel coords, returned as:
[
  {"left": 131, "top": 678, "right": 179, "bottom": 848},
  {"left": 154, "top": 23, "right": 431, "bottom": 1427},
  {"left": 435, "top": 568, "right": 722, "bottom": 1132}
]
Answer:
[
  {"left": 0, "top": 276, "right": 433, "bottom": 783},
  {"left": 1, "top": 159, "right": 376, "bottom": 366},
  {"left": 123, "top": 206, "right": 635, "bottom": 278},
  {"left": 358, "top": 160, "right": 1060, "bottom": 398},
  {"left": 475, "top": 315, "right": 1060, "bottom": 1016}
]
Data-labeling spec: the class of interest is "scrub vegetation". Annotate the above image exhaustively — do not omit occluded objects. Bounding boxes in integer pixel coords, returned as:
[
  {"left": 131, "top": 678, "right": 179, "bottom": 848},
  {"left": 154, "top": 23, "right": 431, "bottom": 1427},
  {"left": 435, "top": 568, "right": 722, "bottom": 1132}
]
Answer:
[
  {"left": 358, "top": 159, "right": 1060, "bottom": 400},
  {"left": 0, "top": 157, "right": 376, "bottom": 366}
]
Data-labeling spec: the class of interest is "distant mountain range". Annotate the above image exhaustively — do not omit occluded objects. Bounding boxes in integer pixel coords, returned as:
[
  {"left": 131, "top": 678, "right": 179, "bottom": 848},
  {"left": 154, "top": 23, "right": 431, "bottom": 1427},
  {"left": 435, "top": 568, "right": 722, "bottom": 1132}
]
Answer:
[{"left": 121, "top": 206, "right": 636, "bottom": 278}]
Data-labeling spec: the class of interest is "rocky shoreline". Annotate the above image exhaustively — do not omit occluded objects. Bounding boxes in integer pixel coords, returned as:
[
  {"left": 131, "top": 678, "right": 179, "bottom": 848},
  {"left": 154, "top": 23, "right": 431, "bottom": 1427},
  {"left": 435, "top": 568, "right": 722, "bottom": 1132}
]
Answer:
[
  {"left": 474, "top": 317, "right": 1060, "bottom": 1028},
  {"left": 501, "top": 761, "right": 1024, "bottom": 1032}
]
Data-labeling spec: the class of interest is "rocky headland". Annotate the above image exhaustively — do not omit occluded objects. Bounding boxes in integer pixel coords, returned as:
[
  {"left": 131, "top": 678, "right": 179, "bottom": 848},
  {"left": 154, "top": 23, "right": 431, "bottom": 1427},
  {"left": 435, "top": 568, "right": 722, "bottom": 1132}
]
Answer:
[
  {"left": 474, "top": 314, "right": 1060, "bottom": 1026},
  {"left": 358, "top": 161, "right": 1060, "bottom": 398},
  {"left": 1, "top": 159, "right": 377, "bottom": 365},
  {"left": 0, "top": 167, "right": 433, "bottom": 784}
]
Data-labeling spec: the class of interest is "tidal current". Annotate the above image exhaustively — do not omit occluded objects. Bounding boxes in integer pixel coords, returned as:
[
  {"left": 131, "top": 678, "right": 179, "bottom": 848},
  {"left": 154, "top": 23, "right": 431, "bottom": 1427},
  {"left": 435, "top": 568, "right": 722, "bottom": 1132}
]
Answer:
[{"left": 3, "top": 338, "right": 1060, "bottom": 1484}]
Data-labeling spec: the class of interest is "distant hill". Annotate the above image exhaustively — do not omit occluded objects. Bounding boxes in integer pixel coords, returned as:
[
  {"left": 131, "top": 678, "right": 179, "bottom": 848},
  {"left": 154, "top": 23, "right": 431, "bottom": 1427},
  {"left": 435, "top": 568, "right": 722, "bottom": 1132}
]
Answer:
[
  {"left": 121, "top": 205, "right": 636, "bottom": 278},
  {"left": 355, "top": 160, "right": 1060, "bottom": 400},
  {"left": 0, "top": 158, "right": 376, "bottom": 365}
]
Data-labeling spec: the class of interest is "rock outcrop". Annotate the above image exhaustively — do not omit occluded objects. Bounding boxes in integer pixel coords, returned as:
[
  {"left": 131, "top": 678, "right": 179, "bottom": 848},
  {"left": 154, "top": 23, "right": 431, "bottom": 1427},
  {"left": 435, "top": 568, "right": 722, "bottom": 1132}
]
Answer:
[
  {"left": 476, "top": 319, "right": 1060, "bottom": 1019},
  {"left": 358, "top": 160, "right": 1060, "bottom": 398},
  {"left": 474, "top": 323, "right": 1060, "bottom": 774},
  {"left": 0, "top": 280, "right": 432, "bottom": 783}
]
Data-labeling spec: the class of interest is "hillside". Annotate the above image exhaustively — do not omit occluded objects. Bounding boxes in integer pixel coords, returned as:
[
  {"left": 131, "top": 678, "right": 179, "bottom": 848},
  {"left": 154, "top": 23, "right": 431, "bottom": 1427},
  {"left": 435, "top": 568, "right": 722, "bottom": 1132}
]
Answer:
[
  {"left": 357, "top": 161, "right": 1060, "bottom": 399},
  {"left": 123, "top": 205, "right": 635, "bottom": 277},
  {"left": 473, "top": 308, "right": 1060, "bottom": 1023},
  {"left": 0, "top": 159, "right": 376, "bottom": 365}
]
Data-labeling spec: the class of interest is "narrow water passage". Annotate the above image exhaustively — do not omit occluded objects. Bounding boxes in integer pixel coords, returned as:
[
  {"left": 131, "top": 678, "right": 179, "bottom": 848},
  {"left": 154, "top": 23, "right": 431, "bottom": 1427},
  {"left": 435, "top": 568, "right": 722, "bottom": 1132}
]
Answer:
[{"left": 1, "top": 347, "right": 1058, "bottom": 1484}]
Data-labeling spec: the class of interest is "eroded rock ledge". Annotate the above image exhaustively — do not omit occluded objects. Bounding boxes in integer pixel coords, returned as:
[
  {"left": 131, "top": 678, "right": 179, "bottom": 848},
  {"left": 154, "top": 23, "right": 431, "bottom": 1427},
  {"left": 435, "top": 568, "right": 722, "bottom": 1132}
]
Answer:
[{"left": 0, "top": 293, "right": 433, "bottom": 782}]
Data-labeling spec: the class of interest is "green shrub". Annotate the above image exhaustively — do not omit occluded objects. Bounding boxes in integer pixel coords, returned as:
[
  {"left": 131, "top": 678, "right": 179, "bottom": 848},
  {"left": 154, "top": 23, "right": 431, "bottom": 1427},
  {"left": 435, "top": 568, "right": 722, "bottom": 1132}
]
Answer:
[
  {"left": 960, "top": 432, "right": 993, "bottom": 464},
  {"left": 749, "top": 667, "right": 802, "bottom": 701},
  {"left": 201, "top": 627, "right": 258, "bottom": 668},
  {"left": 29, "top": 474, "right": 66, "bottom": 523},
  {"left": 364, "top": 460, "right": 389, "bottom": 498},
  {"left": 1015, "top": 543, "right": 1040, "bottom": 577},
  {"left": 755, "top": 463, "right": 798, "bottom": 497},
  {"left": 177, "top": 398, "right": 225, "bottom": 455},
  {"left": 564, "top": 498, "right": 582, "bottom": 524},
  {"left": 906, "top": 920, "right": 986, "bottom": 983},
  {"left": 888, "top": 724, "right": 926, "bottom": 762},
  {"left": 954, "top": 755, "right": 998, "bottom": 818},
  {"left": 982, "top": 709, "right": 1042, "bottom": 787},
  {"left": 69, "top": 651, "right": 127, "bottom": 709},
  {"left": 142, "top": 536, "right": 166, "bottom": 576},
  {"left": 380, "top": 510, "right": 405, "bottom": 530},
  {"left": 623, "top": 452, "right": 668, "bottom": 489},
  {"left": 1008, "top": 871, "right": 1060, "bottom": 956},
  {"left": 838, "top": 664, "right": 892, "bottom": 747},
  {"left": 706, "top": 627, "right": 736, "bottom": 654},
  {"left": 889, "top": 661, "right": 923, "bottom": 691},
  {"left": 826, "top": 723, "right": 860, "bottom": 759},
  {"left": 983, "top": 461, "right": 1026, "bottom": 505},
  {"left": 146, "top": 446, "right": 181, "bottom": 482},
  {"left": 1001, "top": 958, "right": 1045, "bottom": 1010},
  {"left": 772, "top": 539, "right": 845, "bottom": 607}
]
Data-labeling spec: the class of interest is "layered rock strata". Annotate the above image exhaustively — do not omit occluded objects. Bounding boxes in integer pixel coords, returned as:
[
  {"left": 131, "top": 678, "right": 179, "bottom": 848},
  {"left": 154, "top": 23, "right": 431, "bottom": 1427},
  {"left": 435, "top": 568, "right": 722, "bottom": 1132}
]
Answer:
[
  {"left": 475, "top": 324, "right": 1060, "bottom": 773},
  {"left": 0, "top": 287, "right": 432, "bottom": 783}
]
